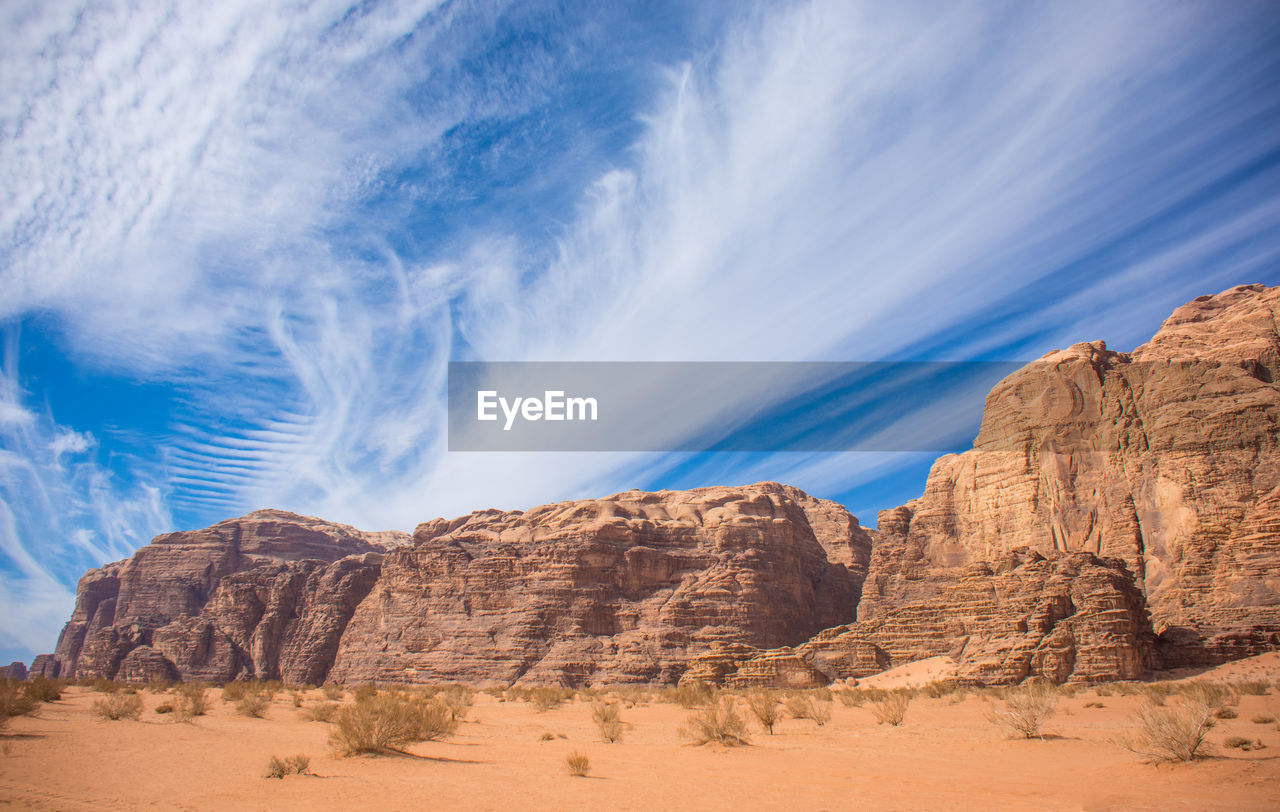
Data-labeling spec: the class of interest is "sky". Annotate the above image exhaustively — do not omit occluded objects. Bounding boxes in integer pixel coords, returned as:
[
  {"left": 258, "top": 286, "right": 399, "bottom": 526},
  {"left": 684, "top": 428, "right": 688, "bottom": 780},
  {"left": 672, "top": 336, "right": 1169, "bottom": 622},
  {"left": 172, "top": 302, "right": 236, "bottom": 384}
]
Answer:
[{"left": 2, "top": 0, "right": 1279, "bottom": 664}]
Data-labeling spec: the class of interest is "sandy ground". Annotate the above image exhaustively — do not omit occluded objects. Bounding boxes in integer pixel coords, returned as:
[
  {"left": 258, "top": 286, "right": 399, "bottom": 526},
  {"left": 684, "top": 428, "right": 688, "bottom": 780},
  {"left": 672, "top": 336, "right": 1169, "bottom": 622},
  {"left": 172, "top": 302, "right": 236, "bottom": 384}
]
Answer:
[{"left": 2, "top": 658, "right": 1279, "bottom": 811}]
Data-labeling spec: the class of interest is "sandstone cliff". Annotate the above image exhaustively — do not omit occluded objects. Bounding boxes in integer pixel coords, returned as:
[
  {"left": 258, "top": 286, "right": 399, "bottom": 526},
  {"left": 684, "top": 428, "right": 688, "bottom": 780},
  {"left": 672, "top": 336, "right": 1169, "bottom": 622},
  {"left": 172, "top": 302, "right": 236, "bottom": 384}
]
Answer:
[
  {"left": 36, "top": 483, "right": 870, "bottom": 686},
  {"left": 861, "top": 284, "right": 1280, "bottom": 667}
]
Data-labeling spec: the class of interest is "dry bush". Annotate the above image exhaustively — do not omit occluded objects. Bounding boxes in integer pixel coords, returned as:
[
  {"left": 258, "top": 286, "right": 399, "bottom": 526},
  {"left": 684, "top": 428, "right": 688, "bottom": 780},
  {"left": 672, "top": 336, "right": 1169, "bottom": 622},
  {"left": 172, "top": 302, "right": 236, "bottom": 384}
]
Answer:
[
  {"left": 0, "top": 681, "right": 39, "bottom": 720},
  {"left": 1237, "top": 680, "right": 1270, "bottom": 697},
  {"left": 564, "top": 751, "right": 591, "bottom": 777},
  {"left": 221, "top": 681, "right": 249, "bottom": 702},
  {"left": 1215, "top": 708, "right": 1238, "bottom": 720},
  {"left": 1180, "top": 681, "right": 1236, "bottom": 710},
  {"left": 923, "top": 680, "right": 960, "bottom": 699},
  {"left": 681, "top": 697, "right": 750, "bottom": 746},
  {"left": 987, "top": 683, "right": 1058, "bottom": 739},
  {"left": 321, "top": 683, "right": 344, "bottom": 701},
  {"left": 672, "top": 680, "right": 714, "bottom": 709},
  {"left": 528, "top": 686, "right": 572, "bottom": 712},
  {"left": 290, "top": 691, "right": 305, "bottom": 708},
  {"left": 175, "top": 685, "right": 209, "bottom": 720},
  {"left": 871, "top": 693, "right": 910, "bottom": 726},
  {"left": 1142, "top": 683, "right": 1176, "bottom": 706},
  {"left": 745, "top": 689, "right": 780, "bottom": 734},
  {"left": 591, "top": 702, "right": 623, "bottom": 743},
  {"left": 154, "top": 703, "right": 175, "bottom": 714},
  {"left": 351, "top": 684, "right": 379, "bottom": 702},
  {"left": 93, "top": 692, "right": 143, "bottom": 721},
  {"left": 1224, "top": 735, "right": 1265, "bottom": 751},
  {"left": 1251, "top": 714, "right": 1276, "bottom": 724},
  {"left": 304, "top": 701, "right": 340, "bottom": 723},
  {"left": 25, "top": 677, "right": 65, "bottom": 703},
  {"left": 1094, "top": 685, "right": 1114, "bottom": 697},
  {"left": 266, "top": 753, "right": 311, "bottom": 778},
  {"left": 147, "top": 678, "right": 172, "bottom": 694},
  {"left": 438, "top": 686, "right": 474, "bottom": 721},
  {"left": 785, "top": 694, "right": 832, "bottom": 726},
  {"left": 235, "top": 690, "right": 272, "bottom": 718},
  {"left": 329, "top": 693, "right": 456, "bottom": 756},
  {"left": 1084, "top": 701, "right": 1105, "bottom": 709},
  {"left": 539, "top": 731, "right": 555, "bottom": 741},
  {"left": 1123, "top": 699, "right": 1214, "bottom": 763}
]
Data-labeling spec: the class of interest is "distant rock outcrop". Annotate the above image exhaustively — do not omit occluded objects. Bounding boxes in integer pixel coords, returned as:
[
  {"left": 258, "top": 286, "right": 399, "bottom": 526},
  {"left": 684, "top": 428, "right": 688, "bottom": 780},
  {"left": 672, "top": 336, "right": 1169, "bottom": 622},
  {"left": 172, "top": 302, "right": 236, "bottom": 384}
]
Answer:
[
  {"left": 0, "top": 661, "right": 27, "bottom": 680},
  {"left": 862, "top": 284, "right": 1280, "bottom": 667},
  {"left": 37, "top": 484, "right": 869, "bottom": 686}
]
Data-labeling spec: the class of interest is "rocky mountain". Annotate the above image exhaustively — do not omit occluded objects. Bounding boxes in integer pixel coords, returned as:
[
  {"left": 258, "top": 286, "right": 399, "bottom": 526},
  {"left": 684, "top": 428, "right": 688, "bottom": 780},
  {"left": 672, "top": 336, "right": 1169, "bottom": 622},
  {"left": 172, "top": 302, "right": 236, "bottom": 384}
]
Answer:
[
  {"left": 861, "top": 283, "right": 1280, "bottom": 667},
  {"left": 34, "top": 484, "right": 870, "bottom": 686},
  {"left": 31, "top": 284, "right": 1280, "bottom": 686}
]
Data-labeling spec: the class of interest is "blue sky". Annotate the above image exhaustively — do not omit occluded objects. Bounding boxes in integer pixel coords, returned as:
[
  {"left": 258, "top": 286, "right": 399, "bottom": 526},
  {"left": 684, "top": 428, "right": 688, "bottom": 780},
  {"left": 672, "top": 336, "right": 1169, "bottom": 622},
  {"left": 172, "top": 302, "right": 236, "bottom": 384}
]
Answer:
[{"left": 2, "top": 0, "right": 1279, "bottom": 664}]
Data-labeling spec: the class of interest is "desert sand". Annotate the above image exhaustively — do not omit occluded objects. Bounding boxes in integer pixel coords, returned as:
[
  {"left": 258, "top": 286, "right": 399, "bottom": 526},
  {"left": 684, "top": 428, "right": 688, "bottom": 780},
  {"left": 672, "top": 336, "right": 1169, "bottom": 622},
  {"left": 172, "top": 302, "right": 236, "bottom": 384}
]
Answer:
[{"left": 2, "top": 657, "right": 1279, "bottom": 811}]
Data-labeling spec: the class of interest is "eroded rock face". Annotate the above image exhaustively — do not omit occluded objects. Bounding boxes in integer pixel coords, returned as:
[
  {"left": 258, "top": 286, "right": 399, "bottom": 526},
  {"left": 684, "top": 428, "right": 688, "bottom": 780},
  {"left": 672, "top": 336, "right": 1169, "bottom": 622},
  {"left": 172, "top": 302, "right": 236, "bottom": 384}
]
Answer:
[
  {"left": 689, "top": 549, "right": 1152, "bottom": 685},
  {"left": 41, "top": 510, "right": 403, "bottom": 683},
  {"left": 327, "top": 483, "right": 869, "bottom": 686},
  {"left": 862, "top": 284, "right": 1280, "bottom": 666},
  {"left": 42, "top": 484, "right": 870, "bottom": 686}
]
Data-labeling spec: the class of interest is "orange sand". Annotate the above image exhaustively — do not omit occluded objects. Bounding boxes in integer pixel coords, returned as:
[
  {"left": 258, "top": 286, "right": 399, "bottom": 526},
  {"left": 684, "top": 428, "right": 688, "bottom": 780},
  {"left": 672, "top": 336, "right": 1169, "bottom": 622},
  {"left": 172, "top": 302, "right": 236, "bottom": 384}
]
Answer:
[{"left": 2, "top": 657, "right": 1279, "bottom": 810}]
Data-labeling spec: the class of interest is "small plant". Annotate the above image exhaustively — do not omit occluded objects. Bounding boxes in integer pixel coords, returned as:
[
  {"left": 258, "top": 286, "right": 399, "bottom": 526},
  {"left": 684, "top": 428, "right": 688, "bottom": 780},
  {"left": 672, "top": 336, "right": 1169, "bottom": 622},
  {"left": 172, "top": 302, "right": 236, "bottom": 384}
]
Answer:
[
  {"left": 1251, "top": 714, "right": 1276, "bottom": 724},
  {"left": 321, "top": 683, "right": 344, "bottom": 701},
  {"left": 923, "top": 680, "right": 960, "bottom": 699},
  {"left": 564, "top": 751, "right": 591, "bottom": 777},
  {"left": 329, "top": 693, "right": 456, "bottom": 755},
  {"left": 438, "top": 686, "right": 474, "bottom": 722},
  {"left": 266, "top": 753, "right": 311, "bottom": 778},
  {"left": 1094, "top": 685, "right": 1114, "bottom": 697},
  {"left": 304, "top": 701, "right": 340, "bottom": 722},
  {"left": 987, "top": 683, "right": 1057, "bottom": 739},
  {"left": 1215, "top": 708, "right": 1238, "bottom": 720},
  {"left": 681, "top": 697, "right": 750, "bottom": 746},
  {"left": 155, "top": 703, "right": 175, "bottom": 714},
  {"left": 1180, "top": 681, "right": 1236, "bottom": 710},
  {"left": 1123, "top": 699, "right": 1214, "bottom": 763},
  {"left": 237, "top": 692, "right": 272, "bottom": 718},
  {"left": 89, "top": 677, "right": 120, "bottom": 693},
  {"left": 351, "top": 684, "right": 378, "bottom": 702},
  {"left": 93, "top": 692, "right": 144, "bottom": 721},
  {"left": 591, "top": 702, "right": 624, "bottom": 743},
  {"left": 745, "top": 689, "right": 780, "bottom": 734},
  {"left": 835, "top": 690, "right": 863, "bottom": 708},
  {"left": 0, "top": 681, "right": 39, "bottom": 719},
  {"left": 1084, "top": 701, "right": 1105, "bottom": 709},
  {"left": 1237, "top": 681, "right": 1270, "bottom": 697},
  {"left": 529, "top": 686, "right": 571, "bottom": 713},
  {"left": 1142, "top": 683, "right": 1176, "bottom": 706},
  {"left": 1223, "top": 736, "right": 1265, "bottom": 751},
  {"left": 176, "top": 685, "right": 209, "bottom": 720},
  {"left": 785, "top": 694, "right": 832, "bottom": 726},
  {"left": 871, "top": 693, "right": 910, "bottom": 726},
  {"left": 673, "top": 681, "right": 713, "bottom": 709},
  {"left": 539, "top": 732, "right": 555, "bottom": 742},
  {"left": 290, "top": 691, "right": 305, "bottom": 708},
  {"left": 147, "top": 678, "right": 172, "bottom": 694},
  {"left": 25, "top": 677, "right": 65, "bottom": 703}
]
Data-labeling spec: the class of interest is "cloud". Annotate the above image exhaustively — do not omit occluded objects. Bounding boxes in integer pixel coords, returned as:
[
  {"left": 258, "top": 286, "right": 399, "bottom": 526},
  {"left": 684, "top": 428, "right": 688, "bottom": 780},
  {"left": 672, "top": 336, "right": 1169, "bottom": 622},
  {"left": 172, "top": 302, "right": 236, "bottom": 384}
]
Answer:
[{"left": 1, "top": 0, "right": 1279, "bottom": 661}]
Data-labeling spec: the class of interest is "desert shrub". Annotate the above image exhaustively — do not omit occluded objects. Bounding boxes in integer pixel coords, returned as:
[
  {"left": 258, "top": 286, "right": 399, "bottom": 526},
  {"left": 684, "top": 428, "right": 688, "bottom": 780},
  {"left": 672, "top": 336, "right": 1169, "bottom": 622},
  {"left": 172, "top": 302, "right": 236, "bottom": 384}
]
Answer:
[
  {"left": 304, "top": 702, "right": 340, "bottom": 723},
  {"left": 1084, "top": 701, "right": 1105, "bottom": 709},
  {"left": 1123, "top": 700, "right": 1214, "bottom": 763},
  {"left": 1142, "top": 683, "right": 1176, "bottom": 706},
  {"left": 871, "top": 693, "right": 910, "bottom": 726},
  {"left": 923, "top": 680, "right": 960, "bottom": 699},
  {"left": 528, "top": 686, "right": 572, "bottom": 712},
  {"left": 1181, "top": 681, "right": 1236, "bottom": 710},
  {"left": 592, "top": 702, "right": 623, "bottom": 743},
  {"left": 290, "top": 691, "right": 305, "bottom": 708},
  {"left": 0, "top": 681, "right": 39, "bottom": 720},
  {"left": 438, "top": 686, "right": 474, "bottom": 721},
  {"left": 835, "top": 689, "right": 863, "bottom": 708},
  {"left": 1215, "top": 708, "right": 1238, "bottom": 720},
  {"left": 673, "top": 680, "right": 714, "bottom": 709},
  {"left": 147, "top": 678, "right": 172, "bottom": 694},
  {"left": 1224, "top": 736, "right": 1265, "bottom": 751},
  {"left": 785, "top": 694, "right": 832, "bottom": 726},
  {"left": 1094, "top": 685, "right": 1114, "bottom": 697},
  {"left": 155, "top": 703, "right": 174, "bottom": 714},
  {"left": 1237, "top": 680, "right": 1270, "bottom": 696},
  {"left": 539, "top": 732, "right": 555, "bottom": 741},
  {"left": 321, "top": 683, "right": 344, "bottom": 701},
  {"left": 745, "top": 689, "right": 780, "bottom": 734},
  {"left": 26, "top": 677, "right": 65, "bottom": 703},
  {"left": 681, "top": 697, "right": 750, "bottom": 746},
  {"left": 564, "top": 751, "right": 591, "bottom": 777},
  {"left": 93, "top": 692, "right": 143, "bottom": 721},
  {"left": 329, "top": 693, "right": 456, "bottom": 755},
  {"left": 1251, "top": 714, "right": 1276, "bottom": 724},
  {"left": 237, "top": 692, "right": 272, "bottom": 718},
  {"left": 987, "top": 683, "right": 1058, "bottom": 739},
  {"left": 1054, "top": 683, "right": 1079, "bottom": 698},
  {"left": 266, "top": 753, "right": 311, "bottom": 778},
  {"left": 351, "top": 684, "right": 379, "bottom": 702},
  {"left": 176, "top": 685, "right": 209, "bottom": 720},
  {"left": 221, "top": 681, "right": 249, "bottom": 702}
]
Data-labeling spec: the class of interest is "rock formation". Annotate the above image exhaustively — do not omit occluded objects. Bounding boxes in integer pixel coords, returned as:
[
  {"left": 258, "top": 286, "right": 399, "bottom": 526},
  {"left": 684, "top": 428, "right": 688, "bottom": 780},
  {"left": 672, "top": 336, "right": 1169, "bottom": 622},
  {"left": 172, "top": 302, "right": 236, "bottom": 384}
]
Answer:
[
  {"left": 862, "top": 284, "right": 1280, "bottom": 667},
  {"left": 37, "top": 484, "right": 870, "bottom": 686}
]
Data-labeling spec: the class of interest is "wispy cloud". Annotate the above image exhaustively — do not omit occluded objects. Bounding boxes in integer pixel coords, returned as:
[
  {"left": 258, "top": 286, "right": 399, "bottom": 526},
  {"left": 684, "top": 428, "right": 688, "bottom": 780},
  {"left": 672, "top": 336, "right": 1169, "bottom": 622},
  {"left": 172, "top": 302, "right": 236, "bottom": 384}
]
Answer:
[{"left": 1, "top": 0, "right": 1278, "bottom": 661}]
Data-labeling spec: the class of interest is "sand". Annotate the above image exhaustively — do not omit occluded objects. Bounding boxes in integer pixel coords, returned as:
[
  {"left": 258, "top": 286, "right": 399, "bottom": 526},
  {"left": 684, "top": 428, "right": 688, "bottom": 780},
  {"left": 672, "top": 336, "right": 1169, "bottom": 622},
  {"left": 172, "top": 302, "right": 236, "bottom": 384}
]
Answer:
[{"left": 2, "top": 657, "right": 1279, "bottom": 811}]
